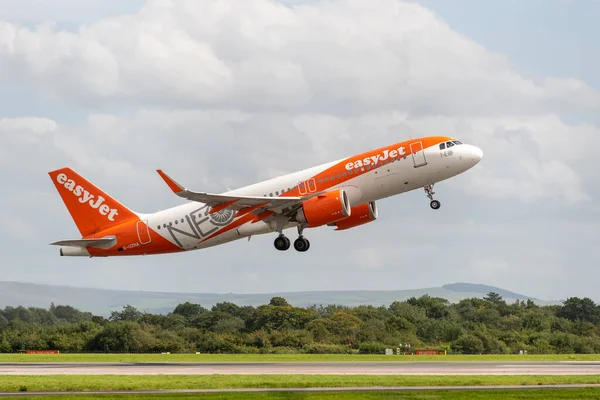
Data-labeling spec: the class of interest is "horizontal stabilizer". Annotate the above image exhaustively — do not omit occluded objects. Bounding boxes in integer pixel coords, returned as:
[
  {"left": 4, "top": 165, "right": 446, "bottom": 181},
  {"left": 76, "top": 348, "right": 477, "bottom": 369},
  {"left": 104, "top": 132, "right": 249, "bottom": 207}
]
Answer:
[{"left": 49, "top": 236, "right": 117, "bottom": 249}]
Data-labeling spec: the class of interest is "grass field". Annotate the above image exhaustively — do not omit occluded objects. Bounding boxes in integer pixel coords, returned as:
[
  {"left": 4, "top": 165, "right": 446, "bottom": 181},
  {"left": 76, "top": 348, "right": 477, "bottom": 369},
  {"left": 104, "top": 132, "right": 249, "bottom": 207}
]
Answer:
[
  {"left": 1, "top": 353, "right": 599, "bottom": 363},
  {"left": 5, "top": 390, "right": 600, "bottom": 399},
  {"left": 3, "top": 375, "right": 600, "bottom": 392}
]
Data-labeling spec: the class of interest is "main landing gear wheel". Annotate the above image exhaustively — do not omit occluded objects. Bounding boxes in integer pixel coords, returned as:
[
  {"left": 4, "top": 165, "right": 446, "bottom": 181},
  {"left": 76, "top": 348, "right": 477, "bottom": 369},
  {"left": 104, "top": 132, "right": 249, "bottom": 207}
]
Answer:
[
  {"left": 294, "top": 237, "right": 310, "bottom": 252},
  {"left": 274, "top": 235, "right": 290, "bottom": 251},
  {"left": 424, "top": 184, "right": 441, "bottom": 210},
  {"left": 293, "top": 224, "right": 310, "bottom": 252}
]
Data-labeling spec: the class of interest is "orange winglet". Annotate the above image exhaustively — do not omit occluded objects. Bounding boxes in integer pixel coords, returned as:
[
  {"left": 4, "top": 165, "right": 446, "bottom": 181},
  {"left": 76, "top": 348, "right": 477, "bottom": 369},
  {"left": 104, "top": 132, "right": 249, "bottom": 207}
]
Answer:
[
  {"left": 156, "top": 170, "right": 184, "bottom": 193},
  {"left": 209, "top": 200, "right": 238, "bottom": 214},
  {"left": 252, "top": 210, "right": 274, "bottom": 223}
]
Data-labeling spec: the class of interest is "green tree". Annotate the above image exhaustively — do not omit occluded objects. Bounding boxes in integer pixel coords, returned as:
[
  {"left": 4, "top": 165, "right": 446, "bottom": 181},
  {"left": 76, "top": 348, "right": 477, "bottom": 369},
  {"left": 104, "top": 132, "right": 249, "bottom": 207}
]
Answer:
[
  {"left": 109, "top": 305, "right": 143, "bottom": 322},
  {"left": 172, "top": 302, "right": 208, "bottom": 319},
  {"left": 51, "top": 305, "right": 92, "bottom": 323},
  {"left": 269, "top": 297, "right": 290, "bottom": 307},
  {"left": 213, "top": 317, "right": 245, "bottom": 333},
  {"left": 90, "top": 321, "right": 154, "bottom": 352},
  {"left": 557, "top": 297, "right": 600, "bottom": 324},
  {"left": 388, "top": 301, "right": 426, "bottom": 324},
  {"left": 3, "top": 291, "right": 600, "bottom": 355},
  {"left": 452, "top": 334, "right": 484, "bottom": 354},
  {"left": 251, "top": 304, "right": 316, "bottom": 332},
  {"left": 407, "top": 295, "right": 450, "bottom": 319}
]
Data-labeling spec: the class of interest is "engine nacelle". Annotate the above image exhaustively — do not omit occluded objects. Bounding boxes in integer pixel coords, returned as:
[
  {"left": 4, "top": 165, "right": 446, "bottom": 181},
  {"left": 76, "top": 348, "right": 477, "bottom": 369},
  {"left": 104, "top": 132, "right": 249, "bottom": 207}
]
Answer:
[
  {"left": 296, "top": 189, "right": 351, "bottom": 227},
  {"left": 330, "top": 201, "right": 378, "bottom": 230}
]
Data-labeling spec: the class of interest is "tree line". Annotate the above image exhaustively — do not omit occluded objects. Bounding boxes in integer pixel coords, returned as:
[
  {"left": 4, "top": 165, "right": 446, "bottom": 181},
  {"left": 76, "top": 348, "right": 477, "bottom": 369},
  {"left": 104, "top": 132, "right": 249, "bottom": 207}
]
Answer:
[{"left": 1, "top": 293, "right": 600, "bottom": 354}]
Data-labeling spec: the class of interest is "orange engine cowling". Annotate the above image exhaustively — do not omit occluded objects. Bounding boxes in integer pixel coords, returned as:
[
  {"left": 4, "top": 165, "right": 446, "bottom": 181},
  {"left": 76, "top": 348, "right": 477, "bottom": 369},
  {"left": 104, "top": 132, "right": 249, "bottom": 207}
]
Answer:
[
  {"left": 296, "top": 189, "right": 351, "bottom": 227},
  {"left": 330, "top": 201, "right": 378, "bottom": 230}
]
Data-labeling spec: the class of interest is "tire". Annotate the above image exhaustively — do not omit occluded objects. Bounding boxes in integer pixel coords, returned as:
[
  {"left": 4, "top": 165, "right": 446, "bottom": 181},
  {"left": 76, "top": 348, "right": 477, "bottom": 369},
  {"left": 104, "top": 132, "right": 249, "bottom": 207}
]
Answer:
[
  {"left": 294, "top": 237, "right": 309, "bottom": 252},
  {"left": 274, "top": 236, "right": 290, "bottom": 251}
]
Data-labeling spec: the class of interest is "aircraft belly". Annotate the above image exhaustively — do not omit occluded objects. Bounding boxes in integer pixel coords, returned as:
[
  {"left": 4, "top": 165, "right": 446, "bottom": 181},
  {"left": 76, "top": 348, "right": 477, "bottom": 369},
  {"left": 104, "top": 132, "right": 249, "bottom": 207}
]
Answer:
[{"left": 375, "top": 172, "right": 399, "bottom": 198}]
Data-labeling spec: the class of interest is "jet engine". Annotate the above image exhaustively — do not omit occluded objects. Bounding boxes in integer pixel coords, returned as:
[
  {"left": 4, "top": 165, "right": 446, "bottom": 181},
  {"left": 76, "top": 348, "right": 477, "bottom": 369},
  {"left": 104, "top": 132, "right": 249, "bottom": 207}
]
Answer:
[
  {"left": 329, "top": 201, "right": 378, "bottom": 230},
  {"left": 295, "top": 189, "right": 351, "bottom": 227}
]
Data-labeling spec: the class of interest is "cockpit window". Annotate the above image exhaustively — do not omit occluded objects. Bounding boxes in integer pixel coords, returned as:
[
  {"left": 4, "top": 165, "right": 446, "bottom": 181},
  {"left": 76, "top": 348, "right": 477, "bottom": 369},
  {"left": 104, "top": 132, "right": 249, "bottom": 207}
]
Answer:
[
  {"left": 452, "top": 140, "right": 463, "bottom": 145},
  {"left": 439, "top": 143, "right": 446, "bottom": 150},
  {"left": 446, "top": 141, "right": 455, "bottom": 148}
]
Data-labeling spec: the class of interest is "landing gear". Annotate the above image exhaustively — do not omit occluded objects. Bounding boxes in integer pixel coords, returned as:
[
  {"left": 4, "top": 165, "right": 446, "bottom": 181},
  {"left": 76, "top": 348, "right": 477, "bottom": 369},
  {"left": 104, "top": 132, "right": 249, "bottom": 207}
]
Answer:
[
  {"left": 273, "top": 216, "right": 291, "bottom": 251},
  {"left": 294, "top": 237, "right": 310, "bottom": 252},
  {"left": 294, "top": 224, "right": 310, "bottom": 252},
  {"left": 274, "top": 235, "right": 290, "bottom": 251},
  {"left": 424, "top": 184, "right": 441, "bottom": 210},
  {"left": 273, "top": 224, "right": 311, "bottom": 252}
]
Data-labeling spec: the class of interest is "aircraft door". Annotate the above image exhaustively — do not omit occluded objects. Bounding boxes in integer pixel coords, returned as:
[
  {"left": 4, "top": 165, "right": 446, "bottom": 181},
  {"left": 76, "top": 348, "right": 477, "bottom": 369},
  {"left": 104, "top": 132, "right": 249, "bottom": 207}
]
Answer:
[
  {"left": 410, "top": 141, "right": 427, "bottom": 168},
  {"left": 137, "top": 220, "right": 152, "bottom": 245}
]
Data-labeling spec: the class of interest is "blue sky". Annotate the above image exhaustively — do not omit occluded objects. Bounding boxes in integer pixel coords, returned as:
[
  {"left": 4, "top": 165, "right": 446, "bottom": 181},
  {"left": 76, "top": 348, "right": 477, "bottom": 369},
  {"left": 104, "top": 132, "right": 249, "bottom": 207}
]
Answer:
[
  {"left": 420, "top": 0, "right": 600, "bottom": 128},
  {"left": 420, "top": 0, "right": 599, "bottom": 89},
  {"left": 0, "top": 0, "right": 598, "bottom": 302}
]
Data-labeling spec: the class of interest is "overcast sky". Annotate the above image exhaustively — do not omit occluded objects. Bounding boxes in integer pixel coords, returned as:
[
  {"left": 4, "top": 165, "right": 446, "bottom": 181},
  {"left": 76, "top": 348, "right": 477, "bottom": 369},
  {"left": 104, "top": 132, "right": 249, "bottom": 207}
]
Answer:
[{"left": 1, "top": 0, "right": 599, "bottom": 302}]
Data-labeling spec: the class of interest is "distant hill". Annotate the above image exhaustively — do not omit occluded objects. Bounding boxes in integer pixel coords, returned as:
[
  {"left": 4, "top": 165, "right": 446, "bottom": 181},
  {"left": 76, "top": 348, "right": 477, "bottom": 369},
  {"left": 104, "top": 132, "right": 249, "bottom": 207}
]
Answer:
[
  {"left": 442, "top": 283, "right": 542, "bottom": 301},
  {"left": 0, "top": 281, "right": 559, "bottom": 316}
]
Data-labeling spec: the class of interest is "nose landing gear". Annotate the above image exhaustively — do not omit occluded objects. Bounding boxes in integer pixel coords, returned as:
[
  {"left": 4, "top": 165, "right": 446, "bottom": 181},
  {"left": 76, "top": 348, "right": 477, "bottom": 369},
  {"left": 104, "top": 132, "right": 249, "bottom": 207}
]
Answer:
[{"left": 424, "top": 184, "right": 441, "bottom": 210}]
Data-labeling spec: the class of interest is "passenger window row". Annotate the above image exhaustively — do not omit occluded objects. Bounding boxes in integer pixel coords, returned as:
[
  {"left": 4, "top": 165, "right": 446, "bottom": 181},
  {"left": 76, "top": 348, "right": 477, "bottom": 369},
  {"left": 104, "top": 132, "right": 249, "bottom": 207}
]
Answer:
[
  {"left": 262, "top": 154, "right": 407, "bottom": 197},
  {"left": 157, "top": 217, "right": 186, "bottom": 230}
]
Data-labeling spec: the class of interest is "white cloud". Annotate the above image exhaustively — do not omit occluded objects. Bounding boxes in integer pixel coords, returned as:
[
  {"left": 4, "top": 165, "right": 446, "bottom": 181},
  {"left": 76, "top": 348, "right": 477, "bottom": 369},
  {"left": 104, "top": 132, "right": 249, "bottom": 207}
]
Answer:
[
  {"left": 0, "top": 0, "right": 145, "bottom": 23},
  {"left": 0, "top": 117, "right": 58, "bottom": 168},
  {"left": 0, "top": 116, "right": 57, "bottom": 137},
  {"left": 0, "top": 0, "right": 598, "bottom": 117},
  {"left": 544, "top": 77, "right": 600, "bottom": 109}
]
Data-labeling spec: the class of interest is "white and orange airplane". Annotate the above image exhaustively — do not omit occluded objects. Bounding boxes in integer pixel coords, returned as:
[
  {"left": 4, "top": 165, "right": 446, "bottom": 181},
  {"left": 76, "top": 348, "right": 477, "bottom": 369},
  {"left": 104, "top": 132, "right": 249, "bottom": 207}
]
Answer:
[{"left": 49, "top": 136, "right": 482, "bottom": 257}]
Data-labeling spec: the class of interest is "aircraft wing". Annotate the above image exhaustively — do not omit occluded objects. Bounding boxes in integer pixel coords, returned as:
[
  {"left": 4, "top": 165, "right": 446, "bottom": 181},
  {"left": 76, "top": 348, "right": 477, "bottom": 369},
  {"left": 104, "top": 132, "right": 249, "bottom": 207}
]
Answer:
[
  {"left": 156, "top": 170, "right": 307, "bottom": 214},
  {"left": 49, "top": 236, "right": 117, "bottom": 249}
]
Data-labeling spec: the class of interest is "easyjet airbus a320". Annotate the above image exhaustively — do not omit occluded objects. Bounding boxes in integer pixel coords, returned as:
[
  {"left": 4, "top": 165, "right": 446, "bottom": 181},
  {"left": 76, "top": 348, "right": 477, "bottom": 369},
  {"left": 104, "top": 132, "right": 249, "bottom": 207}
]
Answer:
[{"left": 49, "top": 136, "right": 482, "bottom": 257}]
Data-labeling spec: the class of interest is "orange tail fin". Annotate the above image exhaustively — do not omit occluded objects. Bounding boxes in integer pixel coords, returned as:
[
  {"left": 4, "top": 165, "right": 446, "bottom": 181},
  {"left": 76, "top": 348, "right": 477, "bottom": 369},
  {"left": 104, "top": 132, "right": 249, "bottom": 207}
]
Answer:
[{"left": 48, "top": 167, "right": 138, "bottom": 236}]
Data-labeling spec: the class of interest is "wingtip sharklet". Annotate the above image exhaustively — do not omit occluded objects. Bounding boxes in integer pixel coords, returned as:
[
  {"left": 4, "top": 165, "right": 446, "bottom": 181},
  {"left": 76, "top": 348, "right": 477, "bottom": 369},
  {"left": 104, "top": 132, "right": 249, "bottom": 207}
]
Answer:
[{"left": 156, "top": 169, "right": 185, "bottom": 194}]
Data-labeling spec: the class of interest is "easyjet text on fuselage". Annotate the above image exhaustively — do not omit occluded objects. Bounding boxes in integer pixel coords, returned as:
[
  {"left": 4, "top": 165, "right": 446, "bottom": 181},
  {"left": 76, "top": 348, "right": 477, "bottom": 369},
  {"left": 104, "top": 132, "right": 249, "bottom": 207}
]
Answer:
[{"left": 345, "top": 146, "right": 406, "bottom": 171}]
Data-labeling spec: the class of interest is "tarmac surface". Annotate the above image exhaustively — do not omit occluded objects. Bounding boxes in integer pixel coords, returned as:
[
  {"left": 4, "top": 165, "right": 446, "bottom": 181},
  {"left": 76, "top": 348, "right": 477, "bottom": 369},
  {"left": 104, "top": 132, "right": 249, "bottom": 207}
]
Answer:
[{"left": 1, "top": 361, "right": 600, "bottom": 375}]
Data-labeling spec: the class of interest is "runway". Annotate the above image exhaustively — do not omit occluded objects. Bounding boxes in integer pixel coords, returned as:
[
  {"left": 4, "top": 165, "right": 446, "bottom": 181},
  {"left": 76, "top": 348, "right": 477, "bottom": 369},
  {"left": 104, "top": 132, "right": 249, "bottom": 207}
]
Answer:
[{"left": 1, "top": 361, "right": 600, "bottom": 375}]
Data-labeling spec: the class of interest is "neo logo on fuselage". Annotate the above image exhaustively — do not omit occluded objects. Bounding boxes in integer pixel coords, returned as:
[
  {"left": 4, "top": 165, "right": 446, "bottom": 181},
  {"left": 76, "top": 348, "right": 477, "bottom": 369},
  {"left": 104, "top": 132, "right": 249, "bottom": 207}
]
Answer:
[{"left": 55, "top": 173, "right": 119, "bottom": 221}]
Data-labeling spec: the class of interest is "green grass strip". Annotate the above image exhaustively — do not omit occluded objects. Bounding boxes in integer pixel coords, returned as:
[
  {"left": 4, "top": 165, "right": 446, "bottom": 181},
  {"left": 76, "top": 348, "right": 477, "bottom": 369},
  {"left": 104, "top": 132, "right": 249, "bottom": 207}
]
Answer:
[
  {"left": 3, "top": 375, "right": 600, "bottom": 392},
  {"left": 7, "top": 389, "right": 600, "bottom": 400},
  {"left": 1, "top": 353, "right": 599, "bottom": 363}
]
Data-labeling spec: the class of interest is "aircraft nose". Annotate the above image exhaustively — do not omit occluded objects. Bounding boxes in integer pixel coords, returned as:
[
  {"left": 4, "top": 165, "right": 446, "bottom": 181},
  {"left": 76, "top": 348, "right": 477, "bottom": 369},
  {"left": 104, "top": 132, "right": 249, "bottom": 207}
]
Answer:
[
  {"left": 471, "top": 145, "right": 483, "bottom": 163},
  {"left": 463, "top": 144, "right": 483, "bottom": 167}
]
